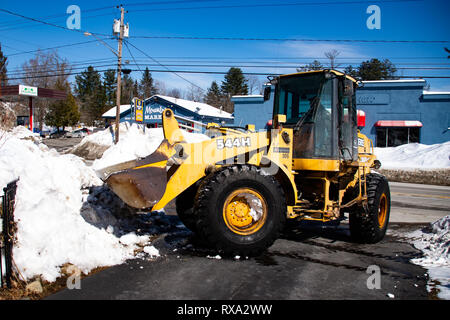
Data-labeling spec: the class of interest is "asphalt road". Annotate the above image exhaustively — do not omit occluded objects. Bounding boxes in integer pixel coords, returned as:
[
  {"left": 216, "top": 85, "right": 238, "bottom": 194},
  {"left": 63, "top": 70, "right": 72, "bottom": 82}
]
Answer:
[
  {"left": 42, "top": 137, "right": 83, "bottom": 153},
  {"left": 48, "top": 182, "right": 449, "bottom": 300}
]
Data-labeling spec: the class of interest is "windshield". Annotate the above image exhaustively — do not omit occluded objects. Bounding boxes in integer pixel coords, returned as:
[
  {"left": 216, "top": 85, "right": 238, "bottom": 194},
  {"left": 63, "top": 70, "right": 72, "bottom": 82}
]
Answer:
[
  {"left": 274, "top": 73, "right": 326, "bottom": 124},
  {"left": 275, "top": 73, "right": 337, "bottom": 159}
]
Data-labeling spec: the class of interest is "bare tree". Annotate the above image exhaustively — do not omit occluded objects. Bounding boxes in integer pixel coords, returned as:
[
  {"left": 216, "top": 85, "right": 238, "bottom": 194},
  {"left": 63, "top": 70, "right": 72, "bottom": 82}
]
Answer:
[
  {"left": 167, "top": 88, "right": 182, "bottom": 99},
  {"left": 154, "top": 80, "right": 167, "bottom": 96},
  {"left": 246, "top": 75, "right": 262, "bottom": 95},
  {"left": 185, "top": 84, "right": 204, "bottom": 102},
  {"left": 324, "top": 49, "right": 341, "bottom": 70},
  {"left": 21, "top": 50, "right": 72, "bottom": 130}
]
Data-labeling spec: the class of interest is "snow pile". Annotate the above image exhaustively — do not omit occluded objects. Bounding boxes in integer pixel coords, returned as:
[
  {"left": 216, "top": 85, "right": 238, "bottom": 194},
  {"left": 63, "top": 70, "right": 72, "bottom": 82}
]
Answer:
[
  {"left": 410, "top": 216, "right": 450, "bottom": 267},
  {"left": 0, "top": 128, "right": 156, "bottom": 282},
  {"left": 407, "top": 215, "right": 450, "bottom": 299},
  {"left": 374, "top": 142, "right": 450, "bottom": 170},
  {"left": 11, "top": 126, "right": 41, "bottom": 141},
  {"left": 92, "top": 122, "right": 209, "bottom": 171}
]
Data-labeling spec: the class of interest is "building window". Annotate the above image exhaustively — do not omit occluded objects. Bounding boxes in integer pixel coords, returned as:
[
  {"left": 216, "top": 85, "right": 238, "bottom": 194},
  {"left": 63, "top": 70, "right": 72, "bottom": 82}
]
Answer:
[{"left": 376, "top": 127, "right": 420, "bottom": 147}]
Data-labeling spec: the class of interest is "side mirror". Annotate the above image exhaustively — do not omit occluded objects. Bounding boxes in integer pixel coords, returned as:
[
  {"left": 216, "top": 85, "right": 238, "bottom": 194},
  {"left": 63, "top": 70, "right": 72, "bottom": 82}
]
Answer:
[{"left": 263, "top": 86, "right": 271, "bottom": 101}]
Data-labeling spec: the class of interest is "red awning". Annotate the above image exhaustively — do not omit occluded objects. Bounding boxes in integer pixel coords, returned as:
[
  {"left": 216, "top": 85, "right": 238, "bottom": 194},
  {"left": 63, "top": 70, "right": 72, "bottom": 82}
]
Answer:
[{"left": 374, "top": 120, "right": 423, "bottom": 127}]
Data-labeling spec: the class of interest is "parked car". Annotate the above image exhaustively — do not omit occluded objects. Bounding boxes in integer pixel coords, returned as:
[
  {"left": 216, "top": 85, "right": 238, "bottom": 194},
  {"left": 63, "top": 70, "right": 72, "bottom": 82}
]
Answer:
[
  {"left": 66, "top": 128, "right": 91, "bottom": 138},
  {"left": 40, "top": 130, "right": 52, "bottom": 138},
  {"left": 49, "top": 130, "right": 68, "bottom": 139}
]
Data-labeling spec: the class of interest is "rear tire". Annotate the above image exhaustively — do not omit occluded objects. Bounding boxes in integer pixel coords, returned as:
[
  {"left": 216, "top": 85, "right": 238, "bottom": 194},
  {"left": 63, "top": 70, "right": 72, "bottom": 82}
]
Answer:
[
  {"left": 194, "top": 165, "right": 286, "bottom": 256},
  {"left": 349, "top": 174, "right": 390, "bottom": 243}
]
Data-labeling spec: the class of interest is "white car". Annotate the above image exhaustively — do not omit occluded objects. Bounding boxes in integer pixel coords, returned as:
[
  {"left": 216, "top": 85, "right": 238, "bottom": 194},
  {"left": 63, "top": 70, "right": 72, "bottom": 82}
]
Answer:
[{"left": 66, "top": 128, "right": 91, "bottom": 138}]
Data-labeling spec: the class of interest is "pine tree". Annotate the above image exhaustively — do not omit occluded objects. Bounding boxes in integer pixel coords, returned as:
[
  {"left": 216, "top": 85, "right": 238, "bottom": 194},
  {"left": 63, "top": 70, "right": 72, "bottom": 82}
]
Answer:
[
  {"left": 357, "top": 58, "right": 398, "bottom": 80},
  {"left": 139, "top": 67, "right": 158, "bottom": 98},
  {"left": 297, "top": 60, "right": 323, "bottom": 72},
  {"left": 221, "top": 68, "right": 248, "bottom": 113},
  {"left": 46, "top": 82, "right": 80, "bottom": 130},
  {"left": 205, "top": 81, "right": 222, "bottom": 108},
  {"left": 103, "top": 69, "right": 116, "bottom": 108},
  {"left": 75, "top": 66, "right": 106, "bottom": 125},
  {"left": 0, "top": 43, "right": 7, "bottom": 86},
  {"left": 120, "top": 74, "right": 136, "bottom": 104}
]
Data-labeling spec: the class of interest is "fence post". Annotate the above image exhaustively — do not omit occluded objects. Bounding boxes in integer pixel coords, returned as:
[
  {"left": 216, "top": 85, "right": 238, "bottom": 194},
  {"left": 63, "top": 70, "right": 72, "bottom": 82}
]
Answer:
[
  {"left": 0, "top": 194, "right": 3, "bottom": 288},
  {"left": 1, "top": 179, "right": 18, "bottom": 289}
]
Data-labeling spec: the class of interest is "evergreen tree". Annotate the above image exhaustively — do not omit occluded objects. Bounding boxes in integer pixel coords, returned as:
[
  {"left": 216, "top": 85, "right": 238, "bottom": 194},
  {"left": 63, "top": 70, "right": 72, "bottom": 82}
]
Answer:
[
  {"left": 357, "top": 58, "right": 398, "bottom": 80},
  {"left": 297, "top": 60, "right": 323, "bottom": 72},
  {"left": 221, "top": 67, "right": 248, "bottom": 113},
  {"left": 46, "top": 82, "right": 80, "bottom": 131},
  {"left": 344, "top": 59, "right": 398, "bottom": 81},
  {"left": 205, "top": 81, "right": 222, "bottom": 108},
  {"left": 0, "top": 43, "right": 7, "bottom": 86},
  {"left": 120, "top": 74, "right": 136, "bottom": 104},
  {"left": 139, "top": 67, "right": 158, "bottom": 98},
  {"left": 75, "top": 66, "right": 106, "bottom": 125},
  {"left": 343, "top": 65, "right": 359, "bottom": 79},
  {"left": 103, "top": 69, "right": 116, "bottom": 108}
]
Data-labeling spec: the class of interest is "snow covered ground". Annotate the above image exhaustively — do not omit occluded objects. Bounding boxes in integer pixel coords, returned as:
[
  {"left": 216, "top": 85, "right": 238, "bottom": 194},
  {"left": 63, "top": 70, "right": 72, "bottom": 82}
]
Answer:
[
  {"left": 374, "top": 142, "right": 450, "bottom": 170},
  {"left": 405, "top": 215, "right": 450, "bottom": 299},
  {"left": 0, "top": 123, "right": 208, "bottom": 283}
]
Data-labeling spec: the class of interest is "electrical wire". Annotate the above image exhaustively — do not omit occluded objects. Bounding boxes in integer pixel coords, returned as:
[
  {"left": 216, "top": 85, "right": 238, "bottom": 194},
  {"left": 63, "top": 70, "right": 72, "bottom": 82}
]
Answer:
[{"left": 124, "top": 39, "right": 206, "bottom": 91}]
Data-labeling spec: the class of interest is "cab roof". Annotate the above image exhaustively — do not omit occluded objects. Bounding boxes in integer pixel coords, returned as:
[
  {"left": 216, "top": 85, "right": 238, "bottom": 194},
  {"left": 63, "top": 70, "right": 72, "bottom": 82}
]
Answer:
[{"left": 279, "top": 69, "right": 358, "bottom": 83}]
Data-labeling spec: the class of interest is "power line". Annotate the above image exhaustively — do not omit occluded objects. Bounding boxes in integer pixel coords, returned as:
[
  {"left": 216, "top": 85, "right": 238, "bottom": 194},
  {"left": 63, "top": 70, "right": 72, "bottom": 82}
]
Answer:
[
  {"left": 125, "top": 39, "right": 206, "bottom": 91},
  {"left": 0, "top": 5, "right": 115, "bottom": 28},
  {"left": 130, "top": 35, "right": 450, "bottom": 44},
  {"left": 6, "top": 66, "right": 450, "bottom": 81},
  {"left": 126, "top": 0, "right": 423, "bottom": 13},
  {"left": 5, "top": 38, "right": 115, "bottom": 57},
  {"left": 0, "top": 8, "right": 110, "bottom": 36}
]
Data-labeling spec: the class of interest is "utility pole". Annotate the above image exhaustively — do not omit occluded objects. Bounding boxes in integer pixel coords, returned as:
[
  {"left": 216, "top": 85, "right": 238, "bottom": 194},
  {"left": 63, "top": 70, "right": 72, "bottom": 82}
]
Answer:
[{"left": 115, "top": 6, "right": 125, "bottom": 144}]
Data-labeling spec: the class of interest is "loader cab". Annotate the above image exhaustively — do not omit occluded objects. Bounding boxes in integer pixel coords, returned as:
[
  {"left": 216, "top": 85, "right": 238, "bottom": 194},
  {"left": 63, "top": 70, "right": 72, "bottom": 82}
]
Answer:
[{"left": 273, "top": 70, "right": 358, "bottom": 164}]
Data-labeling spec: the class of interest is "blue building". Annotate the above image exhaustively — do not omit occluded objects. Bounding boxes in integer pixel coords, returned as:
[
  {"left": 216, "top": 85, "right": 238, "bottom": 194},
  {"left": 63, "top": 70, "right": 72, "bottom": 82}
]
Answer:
[
  {"left": 232, "top": 80, "right": 450, "bottom": 147},
  {"left": 102, "top": 94, "right": 233, "bottom": 132}
]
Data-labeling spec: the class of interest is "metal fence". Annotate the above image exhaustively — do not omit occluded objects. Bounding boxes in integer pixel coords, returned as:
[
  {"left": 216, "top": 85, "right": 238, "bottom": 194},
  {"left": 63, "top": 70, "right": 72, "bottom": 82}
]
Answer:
[{"left": 1, "top": 179, "right": 18, "bottom": 289}]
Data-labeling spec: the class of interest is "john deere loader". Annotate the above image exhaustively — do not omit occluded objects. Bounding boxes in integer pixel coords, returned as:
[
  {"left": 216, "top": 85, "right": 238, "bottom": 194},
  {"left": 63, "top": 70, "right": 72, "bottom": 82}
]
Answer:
[{"left": 99, "top": 70, "right": 390, "bottom": 256}]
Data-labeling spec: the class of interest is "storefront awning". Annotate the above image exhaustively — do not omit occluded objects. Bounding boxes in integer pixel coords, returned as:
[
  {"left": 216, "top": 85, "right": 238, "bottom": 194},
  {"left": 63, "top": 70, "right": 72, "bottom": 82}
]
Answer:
[{"left": 374, "top": 120, "right": 423, "bottom": 127}]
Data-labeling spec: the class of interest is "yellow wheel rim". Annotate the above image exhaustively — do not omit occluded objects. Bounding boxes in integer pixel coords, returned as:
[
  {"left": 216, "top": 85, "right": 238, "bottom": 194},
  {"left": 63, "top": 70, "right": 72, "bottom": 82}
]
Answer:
[
  {"left": 222, "top": 188, "right": 267, "bottom": 235},
  {"left": 378, "top": 193, "right": 388, "bottom": 228}
]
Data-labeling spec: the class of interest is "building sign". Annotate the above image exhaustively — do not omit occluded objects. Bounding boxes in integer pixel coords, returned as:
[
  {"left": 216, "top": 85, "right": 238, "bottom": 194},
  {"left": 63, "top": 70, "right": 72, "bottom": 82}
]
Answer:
[
  {"left": 19, "top": 85, "right": 38, "bottom": 97},
  {"left": 356, "top": 93, "right": 390, "bottom": 105},
  {"left": 133, "top": 98, "right": 144, "bottom": 122},
  {"left": 144, "top": 104, "right": 164, "bottom": 121}
]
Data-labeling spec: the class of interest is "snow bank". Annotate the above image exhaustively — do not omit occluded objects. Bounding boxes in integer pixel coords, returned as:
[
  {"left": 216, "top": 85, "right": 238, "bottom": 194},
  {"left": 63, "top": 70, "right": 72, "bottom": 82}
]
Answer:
[
  {"left": 92, "top": 122, "right": 209, "bottom": 171},
  {"left": 11, "top": 126, "right": 41, "bottom": 141},
  {"left": 374, "top": 142, "right": 450, "bottom": 170},
  {"left": 0, "top": 127, "right": 156, "bottom": 282},
  {"left": 407, "top": 215, "right": 450, "bottom": 299}
]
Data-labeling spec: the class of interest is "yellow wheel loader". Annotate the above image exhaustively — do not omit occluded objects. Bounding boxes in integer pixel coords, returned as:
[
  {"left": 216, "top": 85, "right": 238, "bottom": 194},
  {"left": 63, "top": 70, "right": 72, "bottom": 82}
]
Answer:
[{"left": 99, "top": 70, "right": 390, "bottom": 256}]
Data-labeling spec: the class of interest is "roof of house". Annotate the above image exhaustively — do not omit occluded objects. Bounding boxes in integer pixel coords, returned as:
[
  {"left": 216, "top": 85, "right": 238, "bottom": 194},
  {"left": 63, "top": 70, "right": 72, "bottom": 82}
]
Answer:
[
  {"left": 152, "top": 95, "right": 233, "bottom": 119},
  {"left": 102, "top": 104, "right": 131, "bottom": 118}
]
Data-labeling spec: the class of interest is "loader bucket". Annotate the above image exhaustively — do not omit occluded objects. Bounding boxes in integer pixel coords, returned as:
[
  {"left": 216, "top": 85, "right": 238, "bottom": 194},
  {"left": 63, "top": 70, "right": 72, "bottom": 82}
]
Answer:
[{"left": 101, "top": 139, "right": 176, "bottom": 209}]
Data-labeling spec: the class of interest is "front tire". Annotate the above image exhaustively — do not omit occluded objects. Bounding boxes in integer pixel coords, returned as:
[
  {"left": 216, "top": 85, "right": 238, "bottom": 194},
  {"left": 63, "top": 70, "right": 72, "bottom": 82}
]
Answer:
[
  {"left": 194, "top": 165, "right": 286, "bottom": 256},
  {"left": 349, "top": 174, "right": 390, "bottom": 243}
]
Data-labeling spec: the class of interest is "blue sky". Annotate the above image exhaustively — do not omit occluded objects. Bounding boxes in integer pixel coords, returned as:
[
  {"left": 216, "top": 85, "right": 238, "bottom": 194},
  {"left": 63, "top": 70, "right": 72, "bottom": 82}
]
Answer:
[{"left": 1, "top": 0, "right": 449, "bottom": 95}]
